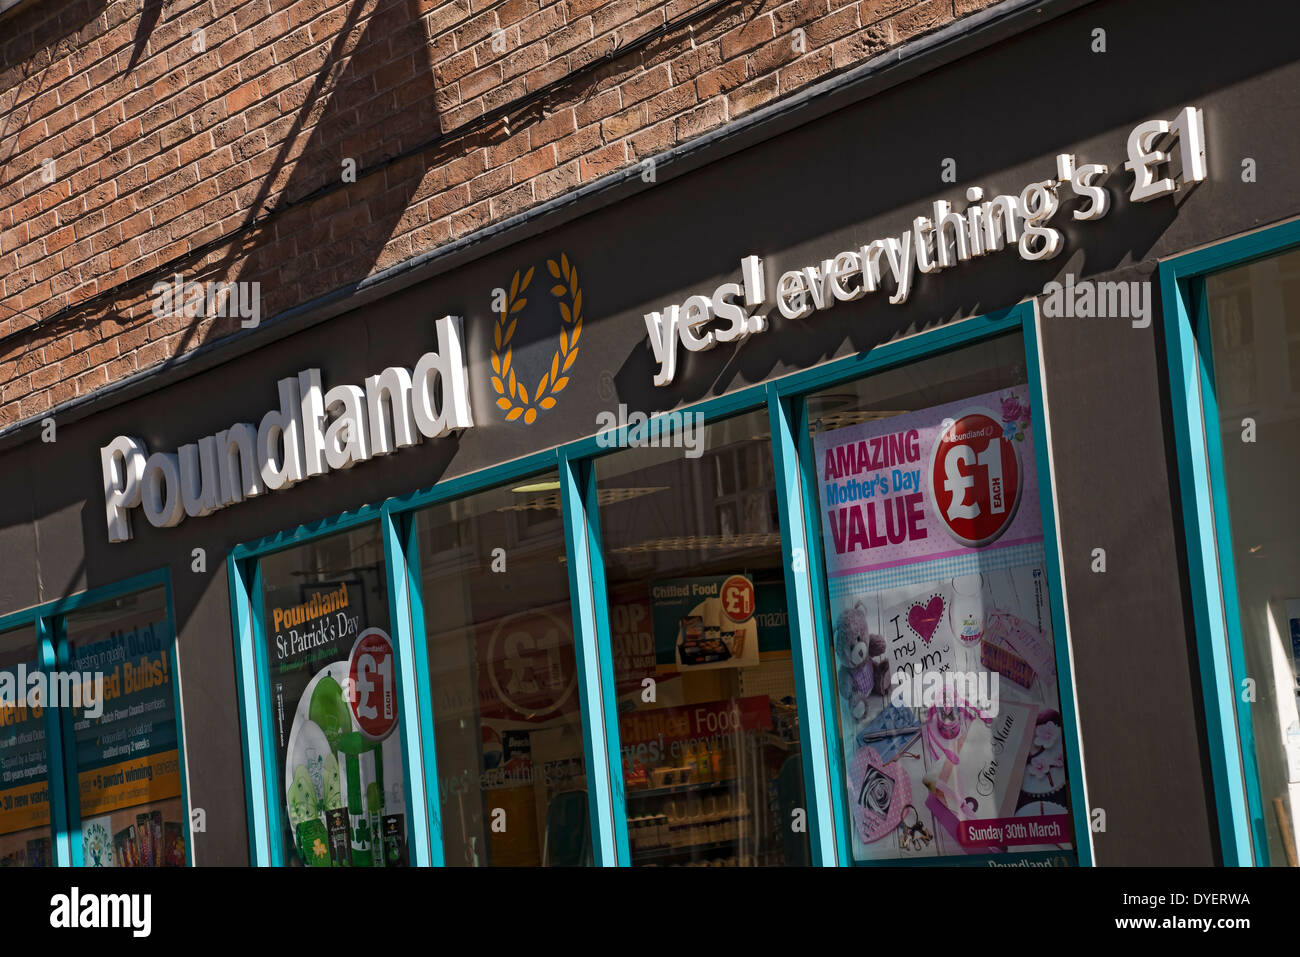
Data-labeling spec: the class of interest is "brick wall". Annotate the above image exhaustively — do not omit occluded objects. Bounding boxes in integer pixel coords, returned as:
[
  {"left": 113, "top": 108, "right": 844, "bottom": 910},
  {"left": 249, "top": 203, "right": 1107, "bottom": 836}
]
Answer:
[{"left": 0, "top": 0, "right": 998, "bottom": 427}]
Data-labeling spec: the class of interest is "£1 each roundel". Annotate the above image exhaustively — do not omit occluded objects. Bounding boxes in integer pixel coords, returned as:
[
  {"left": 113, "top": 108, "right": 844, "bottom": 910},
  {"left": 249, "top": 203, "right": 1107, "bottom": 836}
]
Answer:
[
  {"left": 927, "top": 409, "right": 1022, "bottom": 547},
  {"left": 348, "top": 628, "right": 398, "bottom": 741}
]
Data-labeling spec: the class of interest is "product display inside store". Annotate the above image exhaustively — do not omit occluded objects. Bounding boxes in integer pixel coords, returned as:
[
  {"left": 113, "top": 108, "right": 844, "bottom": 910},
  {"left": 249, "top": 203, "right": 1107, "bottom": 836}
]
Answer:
[
  {"left": 415, "top": 472, "right": 590, "bottom": 867},
  {"left": 596, "top": 409, "right": 811, "bottom": 866}
]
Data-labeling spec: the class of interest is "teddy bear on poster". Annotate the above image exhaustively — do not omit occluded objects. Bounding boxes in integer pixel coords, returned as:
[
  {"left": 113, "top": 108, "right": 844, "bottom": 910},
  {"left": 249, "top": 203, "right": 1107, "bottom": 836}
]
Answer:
[{"left": 834, "top": 601, "right": 891, "bottom": 723}]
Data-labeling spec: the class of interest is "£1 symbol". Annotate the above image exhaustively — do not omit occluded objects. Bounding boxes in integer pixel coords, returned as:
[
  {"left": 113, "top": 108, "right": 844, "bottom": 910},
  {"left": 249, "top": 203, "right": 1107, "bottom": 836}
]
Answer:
[
  {"left": 943, "top": 445, "right": 979, "bottom": 521},
  {"left": 720, "top": 575, "right": 755, "bottom": 623},
  {"left": 354, "top": 656, "right": 378, "bottom": 719},
  {"left": 348, "top": 628, "right": 397, "bottom": 740},
  {"left": 929, "top": 409, "right": 1022, "bottom": 547}
]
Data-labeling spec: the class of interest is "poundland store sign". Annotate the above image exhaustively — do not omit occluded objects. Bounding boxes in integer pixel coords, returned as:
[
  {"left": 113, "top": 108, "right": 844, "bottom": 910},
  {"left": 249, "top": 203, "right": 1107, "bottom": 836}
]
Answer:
[
  {"left": 645, "top": 107, "right": 1208, "bottom": 386},
  {"left": 98, "top": 108, "right": 1207, "bottom": 542},
  {"left": 100, "top": 316, "right": 472, "bottom": 542}
]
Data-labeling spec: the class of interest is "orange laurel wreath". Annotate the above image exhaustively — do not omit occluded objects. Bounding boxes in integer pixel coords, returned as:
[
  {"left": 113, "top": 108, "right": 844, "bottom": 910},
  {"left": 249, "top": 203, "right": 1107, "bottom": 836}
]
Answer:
[{"left": 491, "top": 254, "right": 582, "bottom": 425}]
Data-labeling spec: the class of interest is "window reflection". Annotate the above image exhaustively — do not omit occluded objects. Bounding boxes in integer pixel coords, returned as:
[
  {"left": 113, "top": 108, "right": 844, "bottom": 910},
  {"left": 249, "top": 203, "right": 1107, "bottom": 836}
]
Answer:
[
  {"left": 595, "top": 410, "right": 811, "bottom": 867},
  {"left": 416, "top": 472, "right": 589, "bottom": 866},
  {"left": 1206, "top": 249, "right": 1300, "bottom": 865}
]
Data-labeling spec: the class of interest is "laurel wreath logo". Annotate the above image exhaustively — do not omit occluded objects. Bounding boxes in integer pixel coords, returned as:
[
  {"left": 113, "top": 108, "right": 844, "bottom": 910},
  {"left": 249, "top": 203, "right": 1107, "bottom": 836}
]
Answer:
[{"left": 491, "top": 253, "right": 582, "bottom": 424}]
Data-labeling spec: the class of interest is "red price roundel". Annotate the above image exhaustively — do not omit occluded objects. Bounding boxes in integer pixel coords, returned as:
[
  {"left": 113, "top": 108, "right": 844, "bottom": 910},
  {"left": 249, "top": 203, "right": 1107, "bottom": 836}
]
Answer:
[
  {"left": 348, "top": 628, "right": 397, "bottom": 741},
  {"left": 486, "top": 609, "right": 578, "bottom": 719},
  {"left": 720, "top": 575, "right": 755, "bottom": 623},
  {"left": 928, "top": 410, "right": 1022, "bottom": 547}
]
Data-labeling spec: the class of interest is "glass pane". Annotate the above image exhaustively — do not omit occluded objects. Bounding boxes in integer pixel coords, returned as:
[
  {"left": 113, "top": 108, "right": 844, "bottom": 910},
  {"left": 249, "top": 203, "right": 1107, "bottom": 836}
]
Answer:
[
  {"left": 0, "top": 626, "right": 51, "bottom": 866},
  {"left": 415, "top": 471, "right": 587, "bottom": 866},
  {"left": 1205, "top": 248, "right": 1300, "bottom": 865},
  {"left": 260, "top": 525, "right": 410, "bottom": 867},
  {"left": 64, "top": 588, "right": 188, "bottom": 867},
  {"left": 595, "top": 409, "right": 811, "bottom": 867},
  {"left": 805, "top": 334, "right": 1077, "bottom": 864}
]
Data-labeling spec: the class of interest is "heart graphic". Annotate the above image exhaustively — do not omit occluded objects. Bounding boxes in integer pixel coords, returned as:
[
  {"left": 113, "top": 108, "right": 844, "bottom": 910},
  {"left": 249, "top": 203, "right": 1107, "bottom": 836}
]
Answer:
[{"left": 907, "top": 596, "right": 945, "bottom": 645}]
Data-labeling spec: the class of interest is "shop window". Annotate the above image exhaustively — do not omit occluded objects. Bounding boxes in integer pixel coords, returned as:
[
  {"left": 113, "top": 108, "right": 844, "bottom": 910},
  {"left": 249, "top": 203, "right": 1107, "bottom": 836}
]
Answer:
[
  {"left": 1204, "top": 249, "right": 1300, "bottom": 865},
  {"left": 413, "top": 471, "right": 588, "bottom": 866},
  {"left": 594, "top": 410, "right": 811, "bottom": 867},
  {"left": 258, "top": 525, "right": 411, "bottom": 867},
  {"left": 804, "top": 335, "right": 1077, "bottom": 864},
  {"left": 0, "top": 626, "right": 49, "bottom": 867},
  {"left": 63, "top": 587, "right": 187, "bottom": 867}
]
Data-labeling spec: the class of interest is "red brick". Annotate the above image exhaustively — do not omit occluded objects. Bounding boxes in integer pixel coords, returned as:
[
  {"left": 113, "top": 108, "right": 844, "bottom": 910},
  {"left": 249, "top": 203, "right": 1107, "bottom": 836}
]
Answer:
[
  {"left": 516, "top": 5, "right": 566, "bottom": 45},
  {"left": 889, "top": 0, "right": 953, "bottom": 40},
  {"left": 773, "top": 0, "right": 832, "bottom": 33},
  {"left": 778, "top": 45, "right": 833, "bottom": 92},
  {"left": 533, "top": 159, "right": 580, "bottom": 201},
  {"left": 510, "top": 143, "right": 557, "bottom": 180},
  {"left": 720, "top": 15, "right": 774, "bottom": 59},
  {"left": 601, "top": 105, "right": 643, "bottom": 141},
  {"left": 859, "top": 0, "right": 914, "bottom": 26},
  {"left": 532, "top": 108, "right": 578, "bottom": 147},
  {"left": 554, "top": 123, "right": 602, "bottom": 163},
  {"left": 450, "top": 198, "right": 491, "bottom": 237},
  {"left": 575, "top": 87, "right": 622, "bottom": 126},
  {"left": 490, "top": 181, "right": 534, "bottom": 219},
  {"left": 677, "top": 97, "right": 728, "bottom": 138},
  {"left": 622, "top": 64, "right": 671, "bottom": 105},
  {"left": 547, "top": 17, "right": 595, "bottom": 57},
  {"left": 524, "top": 57, "right": 568, "bottom": 93},
  {"left": 643, "top": 84, "right": 696, "bottom": 124},
  {"left": 831, "top": 22, "right": 891, "bottom": 67},
  {"left": 461, "top": 62, "right": 503, "bottom": 100},
  {"left": 627, "top": 117, "right": 675, "bottom": 158},
  {"left": 727, "top": 73, "right": 778, "bottom": 116},
  {"left": 580, "top": 141, "right": 626, "bottom": 179},
  {"left": 469, "top": 165, "right": 511, "bottom": 201},
  {"left": 806, "top": 4, "right": 860, "bottom": 44},
  {"left": 696, "top": 60, "right": 748, "bottom": 99}
]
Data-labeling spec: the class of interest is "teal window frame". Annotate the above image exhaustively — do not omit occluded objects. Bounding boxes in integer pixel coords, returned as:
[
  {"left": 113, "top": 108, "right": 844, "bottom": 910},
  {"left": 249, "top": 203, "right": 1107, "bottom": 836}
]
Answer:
[
  {"left": 1159, "top": 216, "right": 1300, "bottom": 866},
  {"left": 227, "top": 299, "right": 1091, "bottom": 866},
  {"left": 0, "top": 568, "right": 192, "bottom": 867}
]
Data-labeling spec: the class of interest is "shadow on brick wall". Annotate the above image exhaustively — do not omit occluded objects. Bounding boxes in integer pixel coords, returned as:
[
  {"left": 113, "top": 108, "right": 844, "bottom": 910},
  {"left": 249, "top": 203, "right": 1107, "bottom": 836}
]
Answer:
[
  {"left": 2, "top": 0, "right": 444, "bottom": 376},
  {"left": 170, "top": 0, "right": 445, "bottom": 358}
]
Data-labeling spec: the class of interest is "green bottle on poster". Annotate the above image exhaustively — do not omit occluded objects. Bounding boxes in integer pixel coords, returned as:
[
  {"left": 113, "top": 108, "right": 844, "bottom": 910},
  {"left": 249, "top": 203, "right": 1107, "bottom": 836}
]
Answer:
[
  {"left": 310, "top": 676, "right": 352, "bottom": 752},
  {"left": 339, "top": 732, "right": 373, "bottom": 867},
  {"left": 367, "top": 745, "right": 386, "bottom": 869}
]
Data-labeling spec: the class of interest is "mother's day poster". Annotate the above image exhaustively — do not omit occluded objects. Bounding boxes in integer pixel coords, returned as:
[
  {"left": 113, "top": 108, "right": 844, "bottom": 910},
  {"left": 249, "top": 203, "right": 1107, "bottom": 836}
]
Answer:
[{"left": 813, "top": 385, "right": 1075, "bottom": 863}]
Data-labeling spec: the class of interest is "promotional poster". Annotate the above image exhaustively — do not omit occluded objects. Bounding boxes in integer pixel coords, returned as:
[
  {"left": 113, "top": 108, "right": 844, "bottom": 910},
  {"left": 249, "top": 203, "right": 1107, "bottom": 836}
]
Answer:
[
  {"left": 813, "top": 385, "right": 1074, "bottom": 862},
  {"left": 649, "top": 575, "right": 764, "bottom": 672},
  {"left": 265, "top": 583, "right": 409, "bottom": 867},
  {"left": 71, "top": 620, "right": 186, "bottom": 867},
  {"left": 0, "top": 641, "right": 50, "bottom": 867}
]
